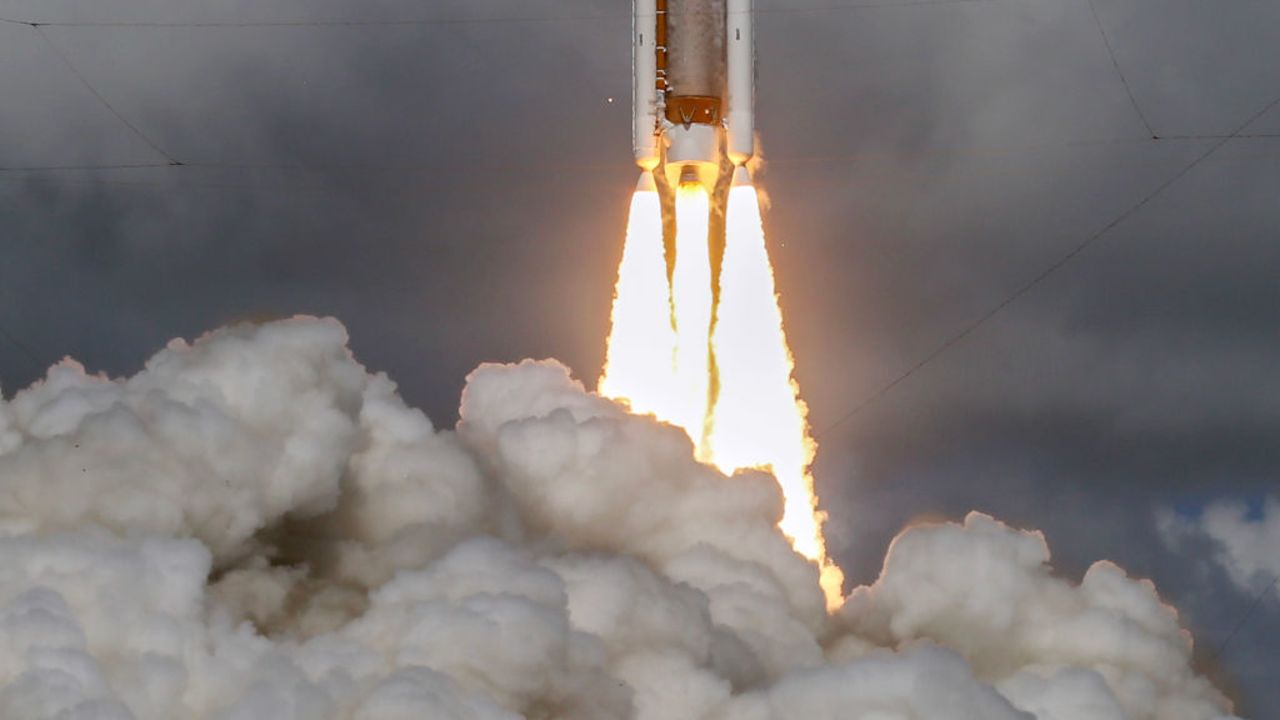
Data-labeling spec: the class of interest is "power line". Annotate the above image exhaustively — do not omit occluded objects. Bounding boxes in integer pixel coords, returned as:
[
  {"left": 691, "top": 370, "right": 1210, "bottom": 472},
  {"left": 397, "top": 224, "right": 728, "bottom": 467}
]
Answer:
[
  {"left": 1088, "top": 0, "right": 1157, "bottom": 138},
  {"left": 177, "top": 159, "right": 621, "bottom": 173},
  {"left": 1159, "top": 133, "right": 1280, "bottom": 141},
  {"left": 0, "top": 160, "right": 599, "bottom": 174},
  {"left": 0, "top": 162, "right": 177, "bottom": 173},
  {"left": 19, "top": 15, "right": 617, "bottom": 29},
  {"left": 815, "top": 91, "right": 1280, "bottom": 439},
  {"left": 32, "top": 26, "right": 183, "bottom": 166},
  {"left": 0, "top": 0, "right": 991, "bottom": 30},
  {"left": 0, "top": 158, "right": 624, "bottom": 183},
  {"left": 0, "top": 324, "right": 46, "bottom": 377},
  {"left": 5, "top": 132, "right": 1280, "bottom": 177},
  {"left": 0, "top": 172, "right": 336, "bottom": 194},
  {"left": 757, "top": 0, "right": 990, "bottom": 15},
  {"left": 769, "top": 133, "right": 1280, "bottom": 169},
  {"left": 1212, "top": 573, "right": 1279, "bottom": 661}
]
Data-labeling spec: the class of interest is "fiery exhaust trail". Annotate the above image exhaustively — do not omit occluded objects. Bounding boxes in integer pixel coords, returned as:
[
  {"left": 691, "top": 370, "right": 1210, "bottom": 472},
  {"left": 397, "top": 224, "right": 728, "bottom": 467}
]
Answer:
[
  {"left": 601, "top": 172, "right": 844, "bottom": 609},
  {"left": 599, "top": 180, "right": 677, "bottom": 421},
  {"left": 710, "top": 180, "right": 845, "bottom": 606},
  {"left": 670, "top": 184, "right": 715, "bottom": 459}
]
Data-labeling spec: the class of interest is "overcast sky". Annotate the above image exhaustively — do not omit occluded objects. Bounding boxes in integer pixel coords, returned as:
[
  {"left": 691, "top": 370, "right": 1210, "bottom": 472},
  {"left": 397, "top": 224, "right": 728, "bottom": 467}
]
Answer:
[{"left": 1, "top": 0, "right": 1277, "bottom": 714}]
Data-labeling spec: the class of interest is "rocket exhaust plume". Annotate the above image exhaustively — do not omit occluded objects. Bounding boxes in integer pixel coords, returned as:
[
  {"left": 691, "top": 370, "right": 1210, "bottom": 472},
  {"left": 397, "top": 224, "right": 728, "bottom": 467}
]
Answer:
[
  {"left": 0, "top": 319, "right": 1245, "bottom": 719},
  {"left": 600, "top": 170, "right": 845, "bottom": 608},
  {"left": 670, "top": 183, "right": 715, "bottom": 458},
  {"left": 710, "top": 180, "right": 845, "bottom": 602},
  {"left": 615, "top": 0, "right": 847, "bottom": 605},
  {"left": 599, "top": 176, "right": 676, "bottom": 422}
]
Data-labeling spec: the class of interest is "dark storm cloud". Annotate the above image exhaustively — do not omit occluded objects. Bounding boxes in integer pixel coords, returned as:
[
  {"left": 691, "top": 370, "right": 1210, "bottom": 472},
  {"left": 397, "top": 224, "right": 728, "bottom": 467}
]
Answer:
[{"left": 1, "top": 0, "right": 1278, "bottom": 714}]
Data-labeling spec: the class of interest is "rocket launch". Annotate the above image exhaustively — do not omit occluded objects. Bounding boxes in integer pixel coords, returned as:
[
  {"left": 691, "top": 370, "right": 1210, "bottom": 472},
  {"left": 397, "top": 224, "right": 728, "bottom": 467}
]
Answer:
[
  {"left": 0, "top": 1, "right": 1251, "bottom": 714},
  {"left": 633, "top": 0, "right": 756, "bottom": 196},
  {"left": 607, "top": 0, "right": 847, "bottom": 607}
]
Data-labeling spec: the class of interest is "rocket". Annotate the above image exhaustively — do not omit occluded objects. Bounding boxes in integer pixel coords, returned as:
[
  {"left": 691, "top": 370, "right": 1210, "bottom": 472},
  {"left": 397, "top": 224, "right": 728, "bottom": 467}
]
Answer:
[{"left": 633, "top": 0, "right": 755, "bottom": 194}]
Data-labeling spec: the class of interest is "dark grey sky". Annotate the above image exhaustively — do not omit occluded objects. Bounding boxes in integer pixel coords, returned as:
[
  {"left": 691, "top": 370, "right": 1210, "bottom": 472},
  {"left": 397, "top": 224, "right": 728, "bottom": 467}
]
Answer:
[{"left": 1, "top": 0, "right": 1277, "bottom": 714}]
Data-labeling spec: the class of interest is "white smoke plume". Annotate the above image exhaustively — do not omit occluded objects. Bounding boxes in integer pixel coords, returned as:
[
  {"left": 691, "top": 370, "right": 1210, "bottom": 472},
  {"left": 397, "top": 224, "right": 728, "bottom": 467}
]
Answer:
[{"left": 0, "top": 318, "right": 1245, "bottom": 719}]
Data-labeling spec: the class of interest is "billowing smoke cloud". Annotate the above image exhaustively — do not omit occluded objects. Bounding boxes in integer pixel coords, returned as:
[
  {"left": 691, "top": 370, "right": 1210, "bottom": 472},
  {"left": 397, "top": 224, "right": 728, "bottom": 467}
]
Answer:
[
  {"left": 1159, "top": 498, "right": 1280, "bottom": 596},
  {"left": 0, "top": 318, "right": 1245, "bottom": 719}
]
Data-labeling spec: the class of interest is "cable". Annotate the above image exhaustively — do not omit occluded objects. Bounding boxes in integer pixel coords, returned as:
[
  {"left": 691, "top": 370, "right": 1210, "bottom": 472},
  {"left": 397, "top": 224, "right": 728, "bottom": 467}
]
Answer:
[
  {"left": 0, "top": 173, "right": 333, "bottom": 193},
  {"left": 176, "top": 159, "right": 621, "bottom": 173},
  {"left": 815, "top": 92, "right": 1280, "bottom": 439},
  {"left": 757, "top": 0, "right": 991, "bottom": 16},
  {"left": 23, "top": 15, "right": 617, "bottom": 29},
  {"left": 1159, "top": 133, "right": 1280, "bottom": 141},
  {"left": 6, "top": 132, "right": 1280, "bottom": 177},
  {"left": 1212, "top": 573, "right": 1279, "bottom": 661},
  {"left": 1088, "top": 0, "right": 1157, "bottom": 138},
  {"left": 32, "top": 25, "right": 183, "bottom": 166},
  {"left": 0, "top": 160, "right": 608, "bottom": 174},
  {"left": 0, "top": 0, "right": 991, "bottom": 30},
  {"left": 0, "top": 324, "right": 46, "bottom": 377},
  {"left": 0, "top": 162, "right": 178, "bottom": 173}
]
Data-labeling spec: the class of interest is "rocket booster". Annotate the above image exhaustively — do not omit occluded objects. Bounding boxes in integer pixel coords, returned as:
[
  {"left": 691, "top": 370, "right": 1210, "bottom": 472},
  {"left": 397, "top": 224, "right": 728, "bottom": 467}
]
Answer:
[{"left": 633, "top": 0, "right": 755, "bottom": 190}]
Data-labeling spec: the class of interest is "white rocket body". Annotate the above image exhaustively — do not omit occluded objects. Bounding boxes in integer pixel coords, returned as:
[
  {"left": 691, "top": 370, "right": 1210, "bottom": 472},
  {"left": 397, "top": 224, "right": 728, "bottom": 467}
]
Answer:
[
  {"left": 633, "top": 0, "right": 661, "bottom": 171},
  {"left": 633, "top": 0, "right": 755, "bottom": 191}
]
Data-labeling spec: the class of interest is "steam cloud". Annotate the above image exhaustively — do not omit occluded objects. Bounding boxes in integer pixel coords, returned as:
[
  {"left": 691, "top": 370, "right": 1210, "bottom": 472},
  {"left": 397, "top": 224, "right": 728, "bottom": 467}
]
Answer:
[{"left": 0, "top": 318, "right": 1244, "bottom": 719}]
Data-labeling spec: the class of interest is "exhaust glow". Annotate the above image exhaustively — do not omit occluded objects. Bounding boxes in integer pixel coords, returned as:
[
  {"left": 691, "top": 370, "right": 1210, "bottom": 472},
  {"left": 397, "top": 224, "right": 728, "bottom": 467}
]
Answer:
[
  {"left": 601, "top": 174, "right": 844, "bottom": 609},
  {"left": 670, "top": 184, "right": 715, "bottom": 458},
  {"left": 599, "top": 188, "right": 677, "bottom": 422},
  {"left": 710, "top": 184, "right": 845, "bottom": 604}
]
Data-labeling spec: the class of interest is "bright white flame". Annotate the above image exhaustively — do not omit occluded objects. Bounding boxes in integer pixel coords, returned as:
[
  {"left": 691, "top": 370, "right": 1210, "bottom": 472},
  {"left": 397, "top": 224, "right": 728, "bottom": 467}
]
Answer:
[
  {"left": 600, "top": 174, "right": 844, "bottom": 609},
  {"left": 669, "top": 184, "right": 715, "bottom": 458},
  {"left": 710, "top": 184, "right": 844, "bottom": 606},
  {"left": 599, "top": 188, "right": 677, "bottom": 420}
]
